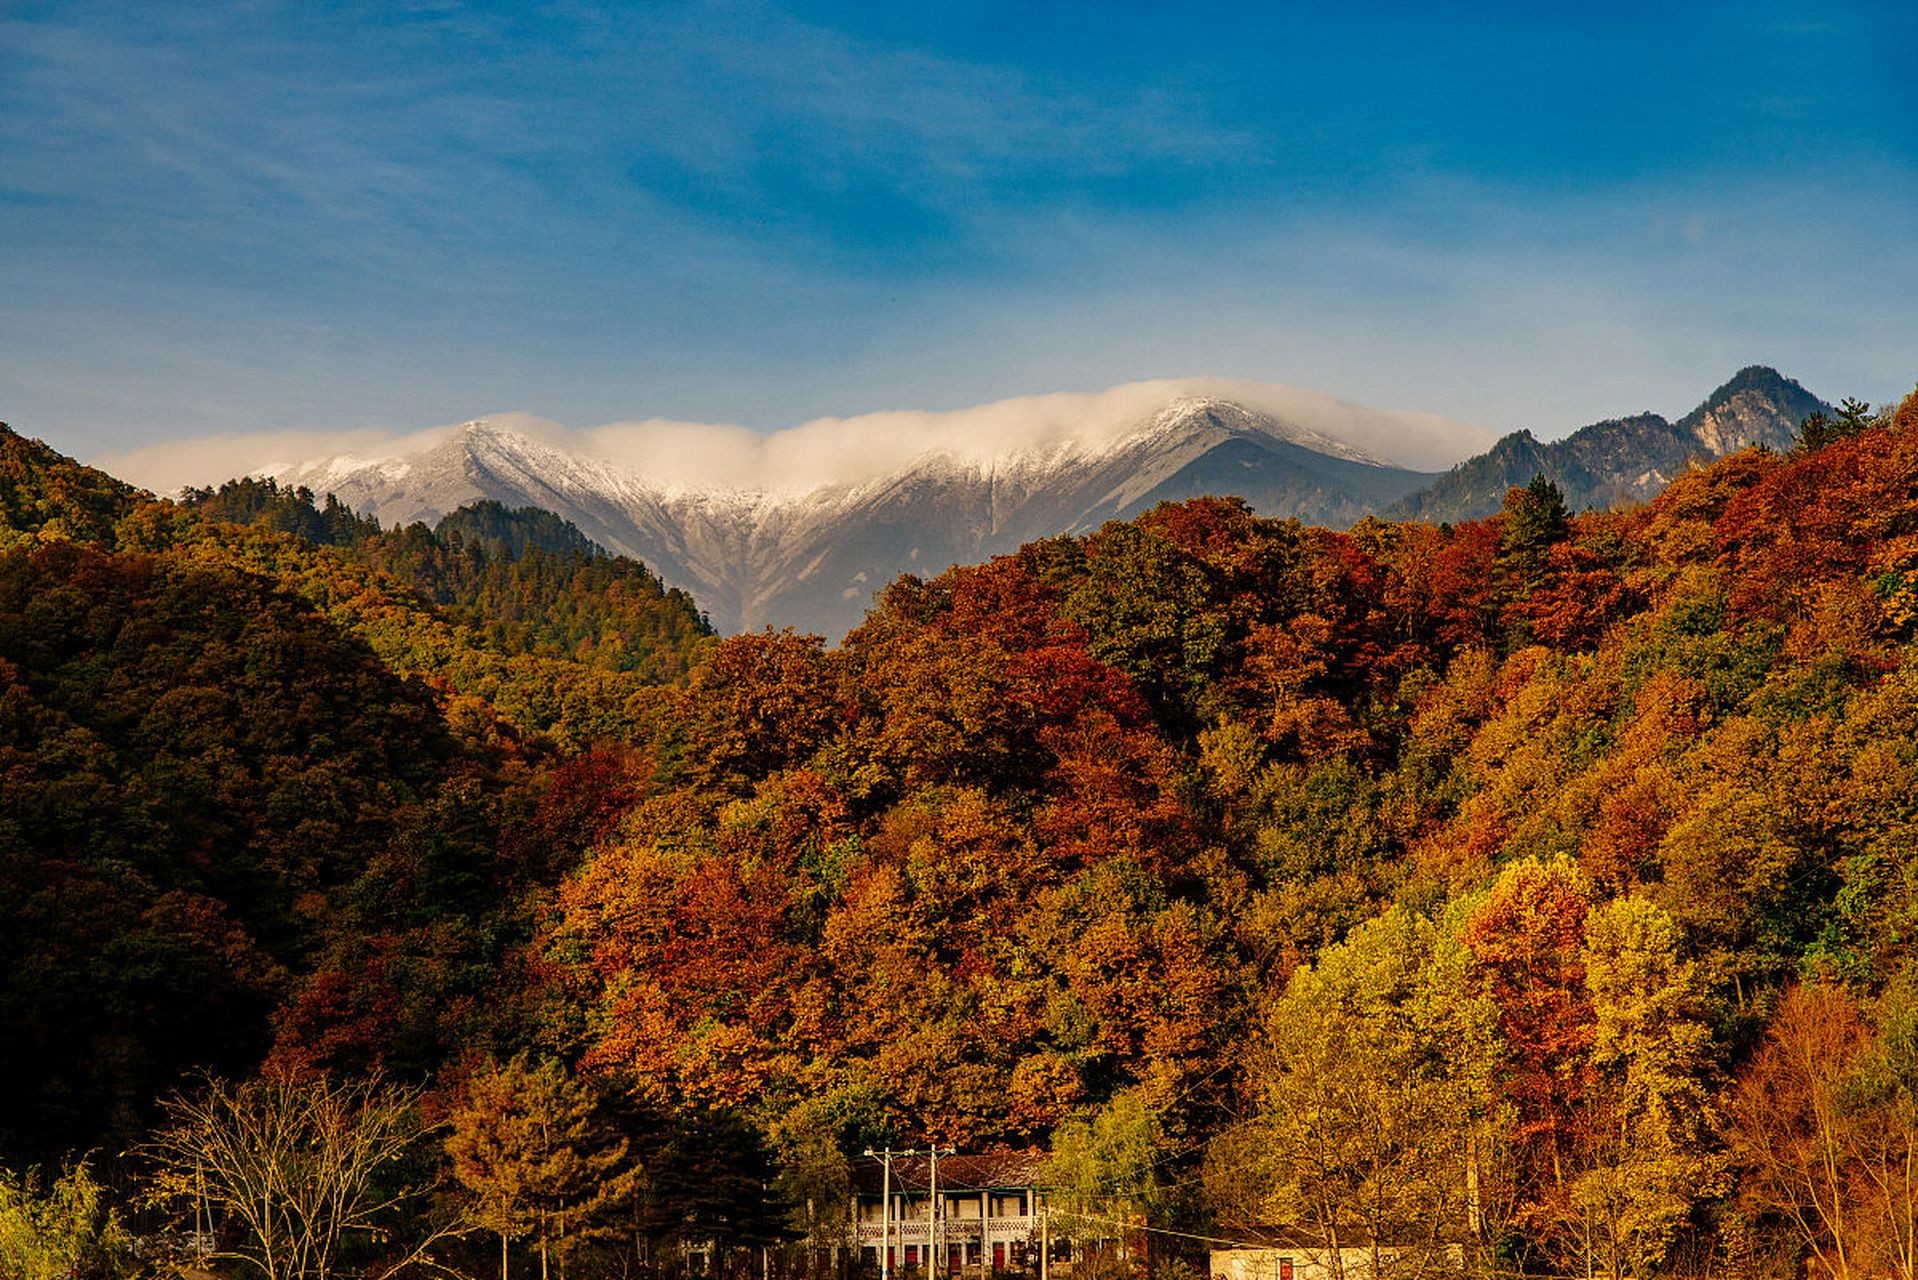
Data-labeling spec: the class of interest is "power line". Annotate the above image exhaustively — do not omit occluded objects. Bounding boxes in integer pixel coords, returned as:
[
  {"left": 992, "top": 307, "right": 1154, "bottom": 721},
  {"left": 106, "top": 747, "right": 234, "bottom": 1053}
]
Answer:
[{"left": 1043, "top": 1205, "right": 1270, "bottom": 1251}]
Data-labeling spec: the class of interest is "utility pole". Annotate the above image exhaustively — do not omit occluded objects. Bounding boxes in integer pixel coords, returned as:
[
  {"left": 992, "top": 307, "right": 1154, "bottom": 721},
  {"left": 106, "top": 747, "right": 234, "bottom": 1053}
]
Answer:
[
  {"left": 926, "top": 1145, "right": 954, "bottom": 1280},
  {"left": 1038, "top": 1200, "right": 1048, "bottom": 1280},
  {"left": 864, "top": 1147, "right": 915, "bottom": 1280},
  {"left": 194, "top": 1156, "right": 207, "bottom": 1262}
]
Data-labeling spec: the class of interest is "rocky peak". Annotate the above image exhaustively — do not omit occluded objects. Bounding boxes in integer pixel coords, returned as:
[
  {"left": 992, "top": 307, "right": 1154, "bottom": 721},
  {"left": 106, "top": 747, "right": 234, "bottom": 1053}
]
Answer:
[
  {"left": 1680, "top": 366, "right": 1827, "bottom": 455},
  {"left": 1382, "top": 367, "right": 1830, "bottom": 525}
]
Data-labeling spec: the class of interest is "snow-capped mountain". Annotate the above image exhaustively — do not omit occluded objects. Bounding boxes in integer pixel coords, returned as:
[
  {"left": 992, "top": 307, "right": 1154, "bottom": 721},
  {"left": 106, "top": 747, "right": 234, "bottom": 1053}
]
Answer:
[{"left": 269, "top": 392, "right": 1452, "bottom": 636}]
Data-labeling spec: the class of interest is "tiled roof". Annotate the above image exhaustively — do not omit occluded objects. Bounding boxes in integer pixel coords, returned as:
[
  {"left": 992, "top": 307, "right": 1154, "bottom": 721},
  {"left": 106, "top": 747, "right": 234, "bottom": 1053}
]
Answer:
[{"left": 853, "top": 1150, "right": 1050, "bottom": 1195}]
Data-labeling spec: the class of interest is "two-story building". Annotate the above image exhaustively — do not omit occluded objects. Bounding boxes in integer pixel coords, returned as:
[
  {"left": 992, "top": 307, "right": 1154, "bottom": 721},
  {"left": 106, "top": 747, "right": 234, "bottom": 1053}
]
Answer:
[{"left": 853, "top": 1151, "right": 1074, "bottom": 1276}]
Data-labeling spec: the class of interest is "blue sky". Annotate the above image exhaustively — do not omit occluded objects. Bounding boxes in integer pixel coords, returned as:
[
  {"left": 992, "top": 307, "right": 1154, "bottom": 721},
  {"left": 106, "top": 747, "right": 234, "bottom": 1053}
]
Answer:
[{"left": 3, "top": 0, "right": 1915, "bottom": 459}]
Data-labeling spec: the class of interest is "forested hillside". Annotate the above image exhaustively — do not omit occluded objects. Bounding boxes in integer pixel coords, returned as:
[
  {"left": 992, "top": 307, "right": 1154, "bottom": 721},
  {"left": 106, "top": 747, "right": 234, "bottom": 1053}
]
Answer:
[
  {"left": 4, "top": 383, "right": 1918, "bottom": 1279},
  {"left": 0, "top": 432, "right": 710, "bottom": 1164},
  {"left": 184, "top": 479, "right": 713, "bottom": 682}
]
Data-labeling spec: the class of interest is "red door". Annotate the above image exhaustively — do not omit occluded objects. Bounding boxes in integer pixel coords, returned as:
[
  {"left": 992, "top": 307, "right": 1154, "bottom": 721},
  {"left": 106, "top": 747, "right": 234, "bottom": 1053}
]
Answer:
[{"left": 993, "top": 1244, "right": 1005, "bottom": 1271}]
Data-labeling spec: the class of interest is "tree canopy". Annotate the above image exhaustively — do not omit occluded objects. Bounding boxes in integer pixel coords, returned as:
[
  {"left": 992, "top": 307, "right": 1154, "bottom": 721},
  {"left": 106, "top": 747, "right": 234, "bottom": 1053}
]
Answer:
[{"left": 3, "top": 381, "right": 1918, "bottom": 1277}]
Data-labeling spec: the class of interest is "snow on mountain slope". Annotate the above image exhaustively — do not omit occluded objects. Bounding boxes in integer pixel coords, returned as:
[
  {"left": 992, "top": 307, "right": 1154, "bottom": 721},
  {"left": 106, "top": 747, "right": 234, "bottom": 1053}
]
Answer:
[{"left": 255, "top": 385, "right": 1470, "bottom": 637}]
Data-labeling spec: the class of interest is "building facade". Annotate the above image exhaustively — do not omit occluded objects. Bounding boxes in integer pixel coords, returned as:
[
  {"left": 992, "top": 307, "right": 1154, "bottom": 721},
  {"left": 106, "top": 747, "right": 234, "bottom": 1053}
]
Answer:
[
  {"left": 1209, "top": 1242, "right": 1466, "bottom": 1280},
  {"left": 853, "top": 1151, "right": 1068, "bottom": 1275}
]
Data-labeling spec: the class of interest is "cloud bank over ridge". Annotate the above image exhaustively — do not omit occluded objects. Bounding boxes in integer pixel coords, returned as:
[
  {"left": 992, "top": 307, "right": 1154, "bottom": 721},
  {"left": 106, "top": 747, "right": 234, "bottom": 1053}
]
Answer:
[{"left": 97, "top": 379, "right": 1493, "bottom": 499}]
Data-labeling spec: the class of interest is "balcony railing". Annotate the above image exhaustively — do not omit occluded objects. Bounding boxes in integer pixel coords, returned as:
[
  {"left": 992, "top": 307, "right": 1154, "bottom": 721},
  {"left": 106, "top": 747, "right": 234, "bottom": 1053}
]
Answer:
[{"left": 853, "top": 1218, "right": 1037, "bottom": 1246}]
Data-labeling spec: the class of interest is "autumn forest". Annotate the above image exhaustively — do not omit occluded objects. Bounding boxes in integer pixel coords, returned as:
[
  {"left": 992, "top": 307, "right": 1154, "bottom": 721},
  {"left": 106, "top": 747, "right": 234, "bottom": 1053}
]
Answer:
[{"left": 6, "top": 382, "right": 1918, "bottom": 1280}]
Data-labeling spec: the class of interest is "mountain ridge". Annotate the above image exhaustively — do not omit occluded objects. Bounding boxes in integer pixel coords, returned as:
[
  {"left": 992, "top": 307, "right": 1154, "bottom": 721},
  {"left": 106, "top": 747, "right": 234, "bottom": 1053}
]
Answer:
[
  {"left": 270, "top": 394, "right": 1444, "bottom": 635},
  {"left": 248, "top": 366, "right": 1828, "bottom": 636},
  {"left": 1384, "top": 365, "right": 1829, "bottom": 522}
]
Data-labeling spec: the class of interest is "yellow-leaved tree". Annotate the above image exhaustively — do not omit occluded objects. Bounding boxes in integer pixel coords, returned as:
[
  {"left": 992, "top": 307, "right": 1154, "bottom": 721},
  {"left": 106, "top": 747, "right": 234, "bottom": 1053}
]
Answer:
[
  {"left": 445, "top": 1053, "right": 637, "bottom": 1280},
  {"left": 1573, "top": 895, "right": 1725, "bottom": 1279},
  {"left": 1209, "top": 906, "right": 1507, "bottom": 1280}
]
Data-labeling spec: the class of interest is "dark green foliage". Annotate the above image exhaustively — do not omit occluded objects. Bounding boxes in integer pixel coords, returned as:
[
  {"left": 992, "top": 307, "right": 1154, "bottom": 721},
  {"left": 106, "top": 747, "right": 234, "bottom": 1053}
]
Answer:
[
  {"left": 184, "top": 485, "right": 714, "bottom": 681},
  {"left": 183, "top": 476, "right": 385, "bottom": 546},
  {"left": 0, "top": 541, "right": 464, "bottom": 1160},
  {"left": 635, "top": 1110, "right": 794, "bottom": 1253},
  {"left": 1795, "top": 411, "right": 1836, "bottom": 452},
  {"left": 437, "top": 500, "right": 601, "bottom": 561},
  {"left": 1059, "top": 522, "right": 1229, "bottom": 730},
  {"left": 1795, "top": 397, "right": 1879, "bottom": 453},
  {"left": 1497, "top": 474, "right": 1571, "bottom": 590},
  {"left": 0, "top": 443, "right": 675, "bottom": 1161}
]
